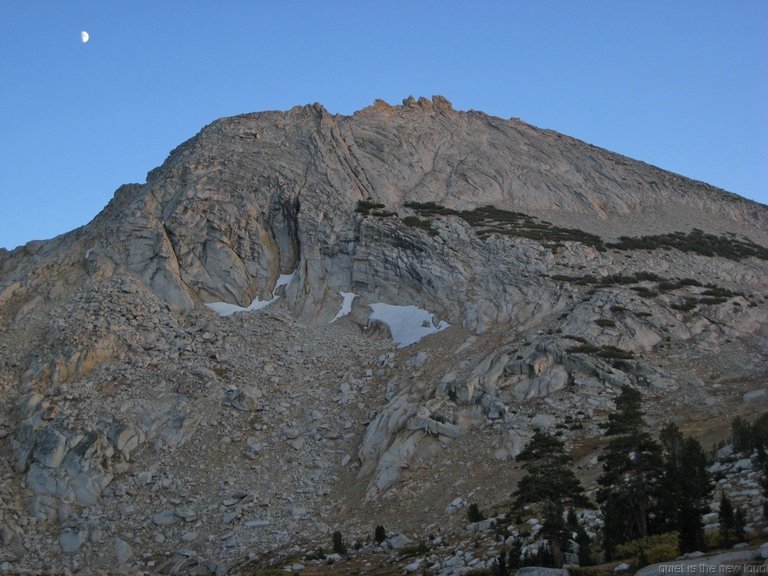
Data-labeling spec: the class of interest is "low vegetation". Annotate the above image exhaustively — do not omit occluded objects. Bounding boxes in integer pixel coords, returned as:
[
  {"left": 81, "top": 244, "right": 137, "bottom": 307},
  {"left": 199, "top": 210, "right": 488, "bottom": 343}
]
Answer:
[
  {"left": 359, "top": 200, "right": 768, "bottom": 263},
  {"left": 402, "top": 216, "right": 438, "bottom": 235},
  {"left": 567, "top": 343, "right": 635, "bottom": 359},
  {"left": 608, "top": 229, "right": 768, "bottom": 261},
  {"left": 355, "top": 199, "right": 395, "bottom": 217},
  {"left": 404, "top": 202, "right": 605, "bottom": 247},
  {"left": 613, "top": 532, "right": 680, "bottom": 565}
]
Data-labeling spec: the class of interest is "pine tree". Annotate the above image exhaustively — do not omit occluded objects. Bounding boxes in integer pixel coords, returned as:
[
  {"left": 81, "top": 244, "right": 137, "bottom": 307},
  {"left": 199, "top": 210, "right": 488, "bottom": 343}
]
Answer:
[
  {"left": 658, "top": 424, "right": 712, "bottom": 552},
  {"left": 657, "top": 423, "right": 685, "bottom": 532},
  {"left": 514, "top": 430, "right": 590, "bottom": 568},
  {"left": 332, "top": 530, "right": 347, "bottom": 555},
  {"left": 719, "top": 493, "right": 735, "bottom": 547},
  {"left": 677, "top": 437, "right": 712, "bottom": 552},
  {"left": 374, "top": 524, "right": 387, "bottom": 544},
  {"left": 734, "top": 508, "right": 746, "bottom": 542},
  {"left": 731, "top": 416, "right": 754, "bottom": 453},
  {"left": 467, "top": 503, "right": 485, "bottom": 523},
  {"left": 576, "top": 525, "right": 594, "bottom": 566},
  {"left": 597, "top": 386, "right": 664, "bottom": 558},
  {"left": 495, "top": 552, "right": 509, "bottom": 576}
]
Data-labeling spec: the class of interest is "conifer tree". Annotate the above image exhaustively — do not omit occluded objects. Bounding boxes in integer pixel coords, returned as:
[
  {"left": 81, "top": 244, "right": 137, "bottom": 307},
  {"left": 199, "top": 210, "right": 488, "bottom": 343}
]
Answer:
[
  {"left": 658, "top": 424, "right": 712, "bottom": 552},
  {"left": 514, "top": 430, "right": 590, "bottom": 568},
  {"left": 508, "top": 537, "right": 523, "bottom": 570},
  {"left": 718, "top": 493, "right": 735, "bottom": 547},
  {"left": 597, "top": 386, "right": 664, "bottom": 558}
]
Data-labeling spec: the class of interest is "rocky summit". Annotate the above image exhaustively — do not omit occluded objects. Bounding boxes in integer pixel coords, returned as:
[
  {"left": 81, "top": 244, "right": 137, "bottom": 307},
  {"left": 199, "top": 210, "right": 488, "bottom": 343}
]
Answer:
[{"left": 1, "top": 96, "right": 767, "bottom": 574}]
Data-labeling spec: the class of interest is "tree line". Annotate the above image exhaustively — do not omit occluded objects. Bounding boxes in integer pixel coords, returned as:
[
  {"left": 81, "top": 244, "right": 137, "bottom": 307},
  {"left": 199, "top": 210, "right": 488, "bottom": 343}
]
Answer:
[{"left": 510, "top": 385, "right": 765, "bottom": 569}]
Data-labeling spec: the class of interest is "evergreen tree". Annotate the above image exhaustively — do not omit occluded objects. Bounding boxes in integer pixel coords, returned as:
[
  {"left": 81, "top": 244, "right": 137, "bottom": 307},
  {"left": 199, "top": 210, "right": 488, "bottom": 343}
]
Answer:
[
  {"left": 753, "top": 413, "right": 768, "bottom": 461},
  {"left": 467, "top": 503, "right": 485, "bottom": 523},
  {"left": 597, "top": 386, "right": 664, "bottom": 558},
  {"left": 576, "top": 525, "right": 594, "bottom": 566},
  {"left": 718, "top": 493, "right": 735, "bottom": 547},
  {"left": 677, "top": 437, "right": 712, "bottom": 551},
  {"left": 332, "top": 530, "right": 347, "bottom": 555},
  {"left": 374, "top": 524, "right": 387, "bottom": 544},
  {"left": 658, "top": 424, "right": 712, "bottom": 552},
  {"left": 657, "top": 423, "right": 685, "bottom": 532},
  {"left": 731, "top": 416, "right": 754, "bottom": 453},
  {"left": 508, "top": 537, "right": 523, "bottom": 570},
  {"left": 514, "top": 430, "right": 590, "bottom": 568},
  {"left": 762, "top": 461, "right": 768, "bottom": 520},
  {"left": 494, "top": 552, "right": 509, "bottom": 576},
  {"left": 734, "top": 508, "right": 746, "bottom": 542}
]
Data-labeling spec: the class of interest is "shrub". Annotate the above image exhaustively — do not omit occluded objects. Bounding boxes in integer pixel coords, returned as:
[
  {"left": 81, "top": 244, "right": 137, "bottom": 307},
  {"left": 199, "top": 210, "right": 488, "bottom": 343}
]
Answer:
[
  {"left": 569, "top": 568, "right": 606, "bottom": 576},
  {"left": 594, "top": 319, "right": 616, "bottom": 328},
  {"left": 671, "top": 297, "right": 699, "bottom": 312},
  {"left": 614, "top": 532, "right": 680, "bottom": 565},
  {"left": 402, "top": 216, "right": 438, "bottom": 235},
  {"left": 398, "top": 541, "right": 430, "bottom": 559},
  {"left": 608, "top": 229, "right": 768, "bottom": 261},
  {"left": 355, "top": 199, "right": 385, "bottom": 215}
]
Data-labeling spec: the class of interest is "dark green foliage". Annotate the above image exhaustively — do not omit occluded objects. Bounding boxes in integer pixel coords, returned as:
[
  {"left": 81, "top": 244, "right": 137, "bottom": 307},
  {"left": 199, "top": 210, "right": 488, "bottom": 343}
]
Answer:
[
  {"left": 522, "top": 545, "right": 554, "bottom": 568},
  {"left": 594, "top": 318, "right": 616, "bottom": 328},
  {"left": 608, "top": 228, "right": 768, "bottom": 261},
  {"left": 598, "top": 386, "right": 665, "bottom": 558},
  {"left": 718, "top": 494, "right": 736, "bottom": 547},
  {"left": 755, "top": 414, "right": 768, "bottom": 462},
  {"left": 657, "top": 424, "right": 712, "bottom": 552},
  {"left": 671, "top": 297, "right": 699, "bottom": 312},
  {"left": 631, "top": 286, "right": 659, "bottom": 298},
  {"left": 566, "top": 508, "right": 579, "bottom": 529},
  {"left": 567, "top": 344, "right": 601, "bottom": 355},
  {"left": 374, "top": 524, "right": 387, "bottom": 544},
  {"left": 551, "top": 271, "right": 662, "bottom": 287},
  {"left": 701, "top": 286, "right": 738, "bottom": 298},
  {"left": 698, "top": 297, "right": 729, "bottom": 306},
  {"left": 405, "top": 202, "right": 605, "bottom": 248},
  {"left": 576, "top": 526, "right": 594, "bottom": 566},
  {"left": 467, "top": 503, "right": 485, "bottom": 523},
  {"left": 332, "top": 530, "right": 347, "bottom": 555},
  {"left": 403, "top": 201, "right": 455, "bottom": 216},
  {"left": 678, "top": 504, "right": 706, "bottom": 553},
  {"left": 734, "top": 508, "right": 747, "bottom": 542},
  {"left": 404, "top": 202, "right": 768, "bottom": 260},
  {"left": 507, "top": 538, "right": 523, "bottom": 570},
  {"left": 731, "top": 416, "right": 755, "bottom": 453},
  {"left": 604, "top": 386, "right": 645, "bottom": 436},
  {"left": 355, "top": 199, "right": 386, "bottom": 215},
  {"left": 402, "top": 216, "right": 439, "bottom": 235},
  {"left": 494, "top": 552, "right": 509, "bottom": 576},
  {"left": 514, "top": 431, "right": 590, "bottom": 567},
  {"left": 567, "top": 343, "right": 634, "bottom": 359},
  {"left": 716, "top": 496, "right": 747, "bottom": 546}
]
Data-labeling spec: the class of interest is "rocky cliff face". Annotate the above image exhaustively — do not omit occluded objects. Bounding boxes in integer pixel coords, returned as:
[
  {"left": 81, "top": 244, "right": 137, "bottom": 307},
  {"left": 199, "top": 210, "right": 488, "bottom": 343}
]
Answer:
[{"left": 1, "top": 97, "right": 767, "bottom": 573}]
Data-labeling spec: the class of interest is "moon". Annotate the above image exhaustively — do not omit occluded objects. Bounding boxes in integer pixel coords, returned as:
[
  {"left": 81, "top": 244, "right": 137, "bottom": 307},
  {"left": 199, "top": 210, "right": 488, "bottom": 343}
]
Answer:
[{"left": 81, "top": 31, "right": 90, "bottom": 43}]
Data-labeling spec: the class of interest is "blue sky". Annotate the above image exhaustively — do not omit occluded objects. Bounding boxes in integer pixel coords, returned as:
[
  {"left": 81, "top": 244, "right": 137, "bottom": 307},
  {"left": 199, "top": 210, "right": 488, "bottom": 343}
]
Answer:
[{"left": 1, "top": 1, "right": 766, "bottom": 249}]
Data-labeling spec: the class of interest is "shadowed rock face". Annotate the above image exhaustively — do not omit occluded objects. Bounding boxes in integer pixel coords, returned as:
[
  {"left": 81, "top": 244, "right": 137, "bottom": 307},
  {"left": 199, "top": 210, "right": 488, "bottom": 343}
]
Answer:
[{"left": 1, "top": 97, "right": 767, "bottom": 572}]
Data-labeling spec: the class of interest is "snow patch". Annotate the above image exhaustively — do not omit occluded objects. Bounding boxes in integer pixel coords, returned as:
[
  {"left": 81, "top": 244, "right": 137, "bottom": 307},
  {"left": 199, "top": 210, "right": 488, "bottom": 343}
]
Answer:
[
  {"left": 369, "top": 303, "right": 449, "bottom": 348},
  {"left": 206, "top": 271, "right": 295, "bottom": 317},
  {"left": 330, "top": 292, "right": 357, "bottom": 323}
]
